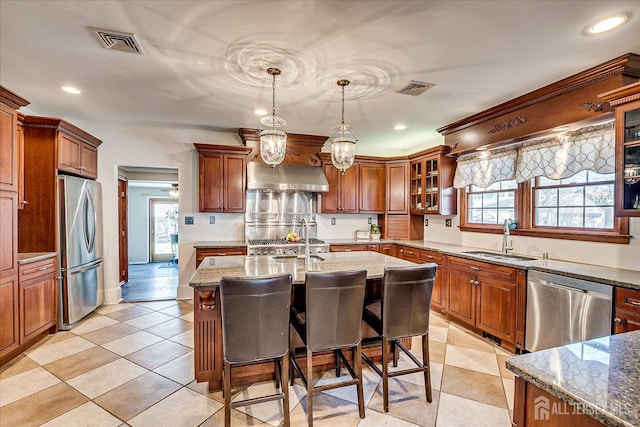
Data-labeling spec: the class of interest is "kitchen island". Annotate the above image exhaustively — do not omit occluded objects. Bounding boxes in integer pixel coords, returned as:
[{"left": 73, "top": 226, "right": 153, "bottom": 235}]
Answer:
[
  {"left": 189, "top": 251, "right": 416, "bottom": 390},
  {"left": 506, "top": 331, "right": 640, "bottom": 427}
]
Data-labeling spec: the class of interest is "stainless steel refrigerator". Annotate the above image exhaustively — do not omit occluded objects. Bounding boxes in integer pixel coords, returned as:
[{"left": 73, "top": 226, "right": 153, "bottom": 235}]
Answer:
[{"left": 57, "top": 175, "right": 104, "bottom": 330}]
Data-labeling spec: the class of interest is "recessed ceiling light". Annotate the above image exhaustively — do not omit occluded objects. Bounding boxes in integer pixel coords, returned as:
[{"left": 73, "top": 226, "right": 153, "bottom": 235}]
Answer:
[
  {"left": 586, "top": 14, "right": 629, "bottom": 35},
  {"left": 254, "top": 109, "right": 267, "bottom": 116},
  {"left": 61, "top": 86, "right": 81, "bottom": 94},
  {"left": 552, "top": 125, "right": 570, "bottom": 132},
  {"left": 394, "top": 124, "right": 407, "bottom": 130}
]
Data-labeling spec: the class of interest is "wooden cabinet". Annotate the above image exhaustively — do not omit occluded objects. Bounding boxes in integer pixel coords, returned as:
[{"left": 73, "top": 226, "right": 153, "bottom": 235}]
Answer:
[
  {"left": 409, "top": 146, "right": 456, "bottom": 215},
  {"left": 16, "top": 116, "right": 26, "bottom": 209},
  {"left": 0, "top": 86, "right": 29, "bottom": 364},
  {"left": 378, "top": 243, "right": 394, "bottom": 256},
  {"left": 386, "top": 160, "right": 409, "bottom": 214},
  {"left": 419, "top": 249, "right": 445, "bottom": 314},
  {"left": 57, "top": 133, "right": 98, "bottom": 179},
  {"left": 599, "top": 82, "right": 640, "bottom": 216},
  {"left": 330, "top": 244, "right": 378, "bottom": 252},
  {"left": 195, "top": 144, "right": 251, "bottom": 213},
  {"left": 19, "top": 257, "right": 57, "bottom": 342},
  {"left": 613, "top": 287, "right": 640, "bottom": 334},
  {"left": 196, "top": 247, "right": 247, "bottom": 268},
  {"left": 446, "top": 256, "right": 520, "bottom": 352},
  {"left": 395, "top": 245, "right": 420, "bottom": 263},
  {"left": 321, "top": 161, "right": 360, "bottom": 213},
  {"left": 358, "top": 160, "right": 386, "bottom": 213}
]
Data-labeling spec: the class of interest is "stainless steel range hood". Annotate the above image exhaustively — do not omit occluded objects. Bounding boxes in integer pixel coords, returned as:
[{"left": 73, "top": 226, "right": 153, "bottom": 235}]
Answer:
[{"left": 246, "top": 162, "right": 329, "bottom": 192}]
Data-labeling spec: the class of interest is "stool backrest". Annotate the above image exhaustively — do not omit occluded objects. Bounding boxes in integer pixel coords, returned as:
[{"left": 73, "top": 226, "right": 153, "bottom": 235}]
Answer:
[
  {"left": 305, "top": 269, "right": 367, "bottom": 351},
  {"left": 382, "top": 264, "right": 437, "bottom": 339},
  {"left": 220, "top": 274, "right": 292, "bottom": 364}
]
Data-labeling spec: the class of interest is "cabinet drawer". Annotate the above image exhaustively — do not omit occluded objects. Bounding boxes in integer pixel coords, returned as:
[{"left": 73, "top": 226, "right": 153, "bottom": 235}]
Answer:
[
  {"left": 419, "top": 249, "right": 442, "bottom": 264},
  {"left": 196, "top": 248, "right": 246, "bottom": 268},
  {"left": 19, "top": 257, "right": 57, "bottom": 282},
  {"left": 330, "top": 244, "right": 370, "bottom": 252},
  {"left": 446, "top": 256, "right": 516, "bottom": 282},
  {"left": 396, "top": 245, "right": 420, "bottom": 262},
  {"left": 615, "top": 288, "right": 640, "bottom": 313}
]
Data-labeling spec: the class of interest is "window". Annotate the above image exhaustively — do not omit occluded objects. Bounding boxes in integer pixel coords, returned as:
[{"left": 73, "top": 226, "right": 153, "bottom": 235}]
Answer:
[
  {"left": 533, "top": 171, "right": 615, "bottom": 229},
  {"left": 467, "top": 180, "right": 517, "bottom": 224}
]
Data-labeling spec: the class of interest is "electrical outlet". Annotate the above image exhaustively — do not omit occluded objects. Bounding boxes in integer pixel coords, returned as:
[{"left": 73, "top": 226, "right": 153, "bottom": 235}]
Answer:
[
  {"left": 209, "top": 216, "right": 215, "bottom": 224},
  {"left": 445, "top": 218, "right": 452, "bottom": 227},
  {"left": 424, "top": 218, "right": 429, "bottom": 226},
  {"left": 368, "top": 217, "right": 372, "bottom": 224},
  {"left": 331, "top": 218, "right": 336, "bottom": 225},
  {"left": 185, "top": 216, "right": 194, "bottom": 225}
]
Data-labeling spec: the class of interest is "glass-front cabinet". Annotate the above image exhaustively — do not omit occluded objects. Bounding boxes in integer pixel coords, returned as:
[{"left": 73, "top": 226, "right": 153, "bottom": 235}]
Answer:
[
  {"left": 600, "top": 81, "right": 640, "bottom": 217},
  {"left": 619, "top": 101, "right": 640, "bottom": 215},
  {"left": 409, "top": 145, "right": 456, "bottom": 215}
]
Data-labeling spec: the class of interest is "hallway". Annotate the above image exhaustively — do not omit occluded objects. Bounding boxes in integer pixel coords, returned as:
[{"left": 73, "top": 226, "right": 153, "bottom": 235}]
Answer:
[{"left": 121, "top": 263, "right": 178, "bottom": 302}]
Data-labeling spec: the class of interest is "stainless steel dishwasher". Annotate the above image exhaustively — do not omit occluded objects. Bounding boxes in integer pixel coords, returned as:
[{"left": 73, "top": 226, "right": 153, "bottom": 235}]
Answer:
[{"left": 525, "top": 270, "right": 613, "bottom": 352}]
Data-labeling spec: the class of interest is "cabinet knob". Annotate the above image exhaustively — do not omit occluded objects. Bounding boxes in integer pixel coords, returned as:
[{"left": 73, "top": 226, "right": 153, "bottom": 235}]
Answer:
[
  {"left": 474, "top": 280, "right": 480, "bottom": 286},
  {"left": 79, "top": 166, "right": 86, "bottom": 171},
  {"left": 20, "top": 200, "right": 28, "bottom": 205},
  {"left": 469, "top": 279, "right": 474, "bottom": 285},
  {"left": 614, "top": 317, "right": 622, "bottom": 323}
]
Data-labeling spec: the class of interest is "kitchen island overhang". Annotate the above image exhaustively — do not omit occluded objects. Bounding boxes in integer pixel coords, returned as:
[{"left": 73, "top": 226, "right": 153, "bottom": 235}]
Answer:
[{"left": 189, "top": 251, "right": 419, "bottom": 391}]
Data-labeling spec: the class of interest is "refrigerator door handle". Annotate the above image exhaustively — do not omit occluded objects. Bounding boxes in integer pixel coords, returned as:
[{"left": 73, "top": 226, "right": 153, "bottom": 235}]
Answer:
[
  {"left": 83, "top": 191, "right": 97, "bottom": 254},
  {"left": 69, "top": 259, "right": 102, "bottom": 275}
]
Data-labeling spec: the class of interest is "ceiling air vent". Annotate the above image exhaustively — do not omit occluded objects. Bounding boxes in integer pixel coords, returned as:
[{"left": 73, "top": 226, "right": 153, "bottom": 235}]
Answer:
[
  {"left": 89, "top": 27, "right": 144, "bottom": 55},
  {"left": 395, "top": 80, "right": 435, "bottom": 96}
]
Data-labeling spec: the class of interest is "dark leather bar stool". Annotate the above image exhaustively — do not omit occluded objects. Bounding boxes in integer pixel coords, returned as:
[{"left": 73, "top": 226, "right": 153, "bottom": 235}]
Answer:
[
  {"left": 361, "top": 264, "right": 437, "bottom": 412},
  {"left": 289, "top": 269, "right": 367, "bottom": 427},
  {"left": 219, "top": 274, "right": 293, "bottom": 427}
]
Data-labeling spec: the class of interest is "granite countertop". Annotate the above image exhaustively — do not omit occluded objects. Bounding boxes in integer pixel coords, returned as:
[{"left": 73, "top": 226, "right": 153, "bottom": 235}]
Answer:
[
  {"left": 18, "top": 252, "right": 57, "bottom": 264},
  {"left": 189, "top": 251, "right": 415, "bottom": 287},
  {"left": 191, "top": 239, "right": 640, "bottom": 290},
  {"left": 506, "top": 331, "right": 640, "bottom": 427}
]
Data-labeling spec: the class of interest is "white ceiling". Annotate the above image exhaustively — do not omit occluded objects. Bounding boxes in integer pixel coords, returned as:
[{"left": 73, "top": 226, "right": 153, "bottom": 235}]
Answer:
[{"left": 1, "top": 1, "right": 640, "bottom": 156}]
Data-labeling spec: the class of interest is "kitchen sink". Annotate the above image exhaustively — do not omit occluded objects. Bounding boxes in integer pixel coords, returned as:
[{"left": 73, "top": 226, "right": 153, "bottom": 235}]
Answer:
[
  {"left": 271, "top": 254, "right": 325, "bottom": 263},
  {"left": 462, "top": 251, "right": 537, "bottom": 262}
]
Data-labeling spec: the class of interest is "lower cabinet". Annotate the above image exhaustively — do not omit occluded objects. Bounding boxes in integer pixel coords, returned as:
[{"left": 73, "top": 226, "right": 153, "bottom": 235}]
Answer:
[
  {"left": 445, "top": 256, "right": 522, "bottom": 352},
  {"left": 1, "top": 255, "right": 57, "bottom": 365},
  {"left": 330, "top": 244, "right": 376, "bottom": 252},
  {"left": 419, "top": 249, "right": 445, "bottom": 314},
  {"left": 19, "top": 257, "right": 57, "bottom": 342},
  {"left": 195, "top": 247, "right": 247, "bottom": 268},
  {"left": 614, "top": 288, "right": 640, "bottom": 333}
]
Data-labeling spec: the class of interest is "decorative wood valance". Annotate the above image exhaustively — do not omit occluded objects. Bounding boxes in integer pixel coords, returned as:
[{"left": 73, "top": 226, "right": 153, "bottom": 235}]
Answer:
[
  {"left": 238, "top": 128, "right": 328, "bottom": 166},
  {"left": 438, "top": 53, "right": 640, "bottom": 156}
]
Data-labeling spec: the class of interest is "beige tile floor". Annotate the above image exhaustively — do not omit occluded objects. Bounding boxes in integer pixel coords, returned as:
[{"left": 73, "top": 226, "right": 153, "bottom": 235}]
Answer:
[{"left": 0, "top": 300, "right": 515, "bottom": 426}]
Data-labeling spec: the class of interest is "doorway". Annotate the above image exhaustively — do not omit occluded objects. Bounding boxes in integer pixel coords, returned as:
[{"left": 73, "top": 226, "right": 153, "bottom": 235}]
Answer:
[{"left": 117, "top": 166, "right": 179, "bottom": 302}]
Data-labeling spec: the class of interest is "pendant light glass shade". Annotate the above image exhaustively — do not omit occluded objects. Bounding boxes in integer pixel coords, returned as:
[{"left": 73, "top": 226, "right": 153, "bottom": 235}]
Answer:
[
  {"left": 260, "top": 67, "right": 287, "bottom": 167},
  {"left": 330, "top": 79, "right": 357, "bottom": 173}
]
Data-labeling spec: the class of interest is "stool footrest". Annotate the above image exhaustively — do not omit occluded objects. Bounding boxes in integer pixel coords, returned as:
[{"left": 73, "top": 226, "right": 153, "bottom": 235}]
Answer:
[{"left": 230, "top": 392, "right": 285, "bottom": 408}]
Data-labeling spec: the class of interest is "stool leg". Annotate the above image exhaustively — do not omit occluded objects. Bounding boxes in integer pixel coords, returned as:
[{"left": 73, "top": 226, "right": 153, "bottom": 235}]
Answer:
[
  {"left": 307, "top": 347, "right": 314, "bottom": 427},
  {"left": 335, "top": 350, "right": 341, "bottom": 377},
  {"left": 382, "top": 337, "right": 390, "bottom": 412},
  {"left": 275, "top": 359, "right": 281, "bottom": 390},
  {"left": 392, "top": 340, "right": 399, "bottom": 367},
  {"left": 422, "top": 334, "right": 432, "bottom": 403},
  {"left": 282, "top": 351, "right": 291, "bottom": 427},
  {"left": 355, "top": 342, "right": 365, "bottom": 418},
  {"left": 224, "top": 360, "right": 232, "bottom": 427}
]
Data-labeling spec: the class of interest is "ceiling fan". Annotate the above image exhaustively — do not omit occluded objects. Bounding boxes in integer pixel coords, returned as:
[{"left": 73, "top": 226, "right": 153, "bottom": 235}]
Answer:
[{"left": 166, "top": 184, "right": 179, "bottom": 198}]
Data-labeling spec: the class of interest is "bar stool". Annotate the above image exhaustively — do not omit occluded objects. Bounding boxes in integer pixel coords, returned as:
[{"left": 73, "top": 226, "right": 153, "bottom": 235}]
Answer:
[
  {"left": 289, "top": 269, "right": 367, "bottom": 427},
  {"left": 219, "top": 274, "right": 293, "bottom": 427},
  {"left": 361, "top": 264, "right": 437, "bottom": 412}
]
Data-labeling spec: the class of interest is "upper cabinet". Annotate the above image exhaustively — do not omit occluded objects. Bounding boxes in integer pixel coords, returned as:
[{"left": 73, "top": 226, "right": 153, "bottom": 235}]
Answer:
[
  {"left": 0, "top": 87, "right": 29, "bottom": 193},
  {"left": 321, "top": 160, "right": 360, "bottom": 214},
  {"left": 409, "top": 146, "right": 456, "bottom": 215},
  {"left": 358, "top": 160, "right": 386, "bottom": 214},
  {"left": 386, "top": 160, "right": 409, "bottom": 214},
  {"left": 23, "top": 116, "right": 102, "bottom": 180},
  {"left": 599, "top": 82, "right": 640, "bottom": 217},
  {"left": 195, "top": 144, "right": 252, "bottom": 213}
]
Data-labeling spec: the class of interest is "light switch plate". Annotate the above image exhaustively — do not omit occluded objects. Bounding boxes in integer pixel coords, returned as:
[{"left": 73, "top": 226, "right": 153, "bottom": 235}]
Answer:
[
  {"left": 185, "top": 216, "right": 194, "bottom": 225},
  {"left": 445, "top": 218, "right": 452, "bottom": 227},
  {"left": 209, "top": 216, "right": 215, "bottom": 224},
  {"left": 331, "top": 218, "right": 336, "bottom": 225},
  {"left": 424, "top": 218, "right": 429, "bottom": 226}
]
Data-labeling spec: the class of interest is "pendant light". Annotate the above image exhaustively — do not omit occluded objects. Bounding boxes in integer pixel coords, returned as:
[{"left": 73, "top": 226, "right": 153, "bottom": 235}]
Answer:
[
  {"left": 260, "top": 67, "right": 287, "bottom": 167},
  {"left": 329, "top": 79, "right": 358, "bottom": 174}
]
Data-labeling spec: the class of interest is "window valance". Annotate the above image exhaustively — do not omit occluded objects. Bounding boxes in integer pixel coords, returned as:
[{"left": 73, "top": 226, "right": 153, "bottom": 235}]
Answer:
[{"left": 453, "top": 121, "right": 615, "bottom": 188}]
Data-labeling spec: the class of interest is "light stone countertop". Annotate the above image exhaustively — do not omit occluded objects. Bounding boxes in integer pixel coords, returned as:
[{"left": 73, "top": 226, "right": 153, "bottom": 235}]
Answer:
[
  {"left": 18, "top": 252, "right": 57, "bottom": 265},
  {"left": 191, "top": 239, "right": 640, "bottom": 290},
  {"left": 189, "top": 251, "right": 416, "bottom": 287},
  {"left": 506, "top": 331, "right": 640, "bottom": 427}
]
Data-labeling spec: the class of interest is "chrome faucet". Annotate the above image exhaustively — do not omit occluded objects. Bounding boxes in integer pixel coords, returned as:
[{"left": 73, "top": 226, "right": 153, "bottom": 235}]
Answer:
[
  {"left": 301, "top": 218, "right": 311, "bottom": 265},
  {"left": 502, "top": 219, "right": 513, "bottom": 254}
]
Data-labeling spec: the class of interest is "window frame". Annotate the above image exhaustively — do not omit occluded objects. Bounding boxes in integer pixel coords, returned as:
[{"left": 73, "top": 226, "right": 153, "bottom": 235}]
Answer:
[{"left": 459, "top": 178, "right": 629, "bottom": 244}]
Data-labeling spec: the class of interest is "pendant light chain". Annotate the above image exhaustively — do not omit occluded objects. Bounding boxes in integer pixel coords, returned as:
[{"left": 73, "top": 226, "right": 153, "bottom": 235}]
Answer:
[
  {"left": 271, "top": 71, "right": 277, "bottom": 119},
  {"left": 341, "top": 84, "right": 345, "bottom": 125}
]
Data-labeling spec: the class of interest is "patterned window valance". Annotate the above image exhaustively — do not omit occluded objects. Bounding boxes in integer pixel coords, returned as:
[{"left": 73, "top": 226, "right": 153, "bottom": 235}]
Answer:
[
  {"left": 514, "top": 121, "right": 615, "bottom": 182},
  {"left": 453, "top": 121, "right": 615, "bottom": 188},
  {"left": 453, "top": 146, "right": 517, "bottom": 188}
]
